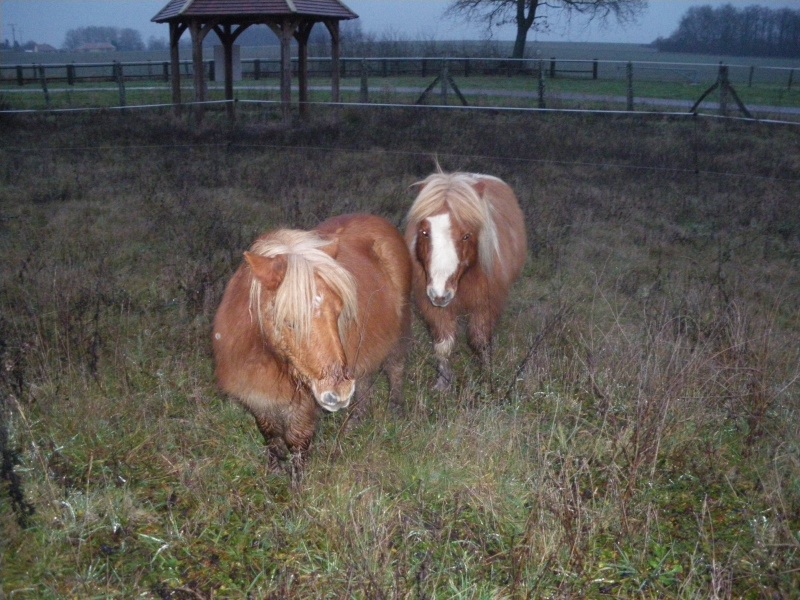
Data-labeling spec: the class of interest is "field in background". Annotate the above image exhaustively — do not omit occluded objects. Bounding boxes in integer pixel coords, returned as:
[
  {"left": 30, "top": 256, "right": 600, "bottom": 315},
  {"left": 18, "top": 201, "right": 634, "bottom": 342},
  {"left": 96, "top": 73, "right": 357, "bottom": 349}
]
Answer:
[
  {"left": 1, "top": 107, "right": 799, "bottom": 598},
  {"left": 1, "top": 41, "right": 798, "bottom": 116}
]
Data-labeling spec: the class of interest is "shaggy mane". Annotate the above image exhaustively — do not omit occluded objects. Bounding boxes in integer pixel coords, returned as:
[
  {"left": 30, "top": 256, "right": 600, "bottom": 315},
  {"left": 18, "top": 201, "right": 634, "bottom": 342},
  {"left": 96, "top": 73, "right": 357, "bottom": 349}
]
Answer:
[
  {"left": 248, "top": 229, "right": 358, "bottom": 342},
  {"left": 407, "top": 171, "right": 500, "bottom": 273}
]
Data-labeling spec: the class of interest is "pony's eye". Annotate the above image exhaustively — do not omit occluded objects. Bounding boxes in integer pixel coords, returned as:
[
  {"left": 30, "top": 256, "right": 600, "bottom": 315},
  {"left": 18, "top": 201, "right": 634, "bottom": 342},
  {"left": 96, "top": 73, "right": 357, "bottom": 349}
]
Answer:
[
  {"left": 420, "top": 229, "right": 429, "bottom": 237},
  {"left": 462, "top": 233, "right": 472, "bottom": 241}
]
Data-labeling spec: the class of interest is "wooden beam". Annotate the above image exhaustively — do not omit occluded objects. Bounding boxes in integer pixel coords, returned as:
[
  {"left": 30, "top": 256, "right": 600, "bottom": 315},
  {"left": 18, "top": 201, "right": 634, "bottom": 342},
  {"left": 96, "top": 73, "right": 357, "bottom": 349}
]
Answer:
[
  {"left": 325, "top": 20, "right": 341, "bottom": 104},
  {"left": 295, "top": 22, "right": 315, "bottom": 118},
  {"left": 169, "top": 22, "right": 186, "bottom": 112}
]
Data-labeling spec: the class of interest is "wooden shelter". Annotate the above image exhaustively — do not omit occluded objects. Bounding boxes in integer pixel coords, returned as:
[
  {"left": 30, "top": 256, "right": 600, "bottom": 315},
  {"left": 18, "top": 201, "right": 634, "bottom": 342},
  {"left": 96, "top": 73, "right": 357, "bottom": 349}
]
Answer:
[{"left": 152, "top": 0, "right": 358, "bottom": 119}]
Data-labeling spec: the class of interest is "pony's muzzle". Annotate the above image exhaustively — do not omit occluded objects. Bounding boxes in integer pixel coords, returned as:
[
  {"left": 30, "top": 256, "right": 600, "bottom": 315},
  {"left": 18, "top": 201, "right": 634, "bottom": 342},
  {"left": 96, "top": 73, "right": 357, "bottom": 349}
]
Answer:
[
  {"left": 427, "top": 287, "right": 454, "bottom": 307},
  {"left": 312, "top": 378, "right": 355, "bottom": 412}
]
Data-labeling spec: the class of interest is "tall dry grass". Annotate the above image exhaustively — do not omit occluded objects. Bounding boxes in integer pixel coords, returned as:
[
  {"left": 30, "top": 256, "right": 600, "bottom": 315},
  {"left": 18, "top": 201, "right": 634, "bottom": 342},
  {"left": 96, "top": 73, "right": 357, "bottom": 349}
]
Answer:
[{"left": 1, "top": 107, "right": 798, "bottom": 598}]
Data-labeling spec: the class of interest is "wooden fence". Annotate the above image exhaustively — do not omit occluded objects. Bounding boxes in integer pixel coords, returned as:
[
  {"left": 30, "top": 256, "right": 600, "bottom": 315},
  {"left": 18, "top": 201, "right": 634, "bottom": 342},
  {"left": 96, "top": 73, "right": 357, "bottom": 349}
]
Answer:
[{"left": 1, "top": 56, "right": 796, "bottom": 89}]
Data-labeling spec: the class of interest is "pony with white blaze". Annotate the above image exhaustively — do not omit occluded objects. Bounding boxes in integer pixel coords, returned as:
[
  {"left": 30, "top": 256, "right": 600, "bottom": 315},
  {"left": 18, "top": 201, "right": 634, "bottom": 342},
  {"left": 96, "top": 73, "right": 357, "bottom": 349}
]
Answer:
[
  {"left": 213, "top": 214, "right": 412, "bottom": 485},
  {"left": 405, "top": 170, "right": 527, "bottom": 390}
]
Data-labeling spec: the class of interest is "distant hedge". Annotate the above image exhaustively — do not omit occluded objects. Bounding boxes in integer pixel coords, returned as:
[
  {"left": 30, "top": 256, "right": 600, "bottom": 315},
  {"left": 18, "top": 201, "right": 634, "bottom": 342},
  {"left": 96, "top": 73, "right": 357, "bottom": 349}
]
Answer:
[{"left": 654, "top": 4, "right": 800, "bottom": 58}]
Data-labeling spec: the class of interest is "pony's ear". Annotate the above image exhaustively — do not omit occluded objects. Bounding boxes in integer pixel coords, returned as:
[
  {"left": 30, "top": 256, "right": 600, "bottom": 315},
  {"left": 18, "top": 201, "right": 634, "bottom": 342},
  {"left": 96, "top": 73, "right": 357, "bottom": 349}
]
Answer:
[
  {"left": 473, "top": 180, "right": 488, "bottom": 197},
  {"left": 245, "top": 252, "right": 287, "bottom": 291},
  {"left": 321, "top": 238, "right": 339, "bottom": 260}
]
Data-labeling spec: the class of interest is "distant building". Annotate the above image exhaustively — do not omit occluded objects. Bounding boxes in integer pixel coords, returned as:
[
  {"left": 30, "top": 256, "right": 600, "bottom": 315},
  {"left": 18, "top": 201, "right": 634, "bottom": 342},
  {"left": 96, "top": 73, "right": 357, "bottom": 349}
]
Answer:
[
  {"left": 33, "top": 43, "right": 58, "bottom": 53},
  {"left": 76, "top": 42, "right": 116, "bottom": 52}
]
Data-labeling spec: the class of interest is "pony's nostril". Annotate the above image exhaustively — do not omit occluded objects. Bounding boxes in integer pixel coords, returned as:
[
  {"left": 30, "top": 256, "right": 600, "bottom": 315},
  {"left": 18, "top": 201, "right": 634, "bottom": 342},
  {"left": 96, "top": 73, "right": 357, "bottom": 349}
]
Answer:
[{"left": 320, "top": 391, "right": 340, "bottom": 408}]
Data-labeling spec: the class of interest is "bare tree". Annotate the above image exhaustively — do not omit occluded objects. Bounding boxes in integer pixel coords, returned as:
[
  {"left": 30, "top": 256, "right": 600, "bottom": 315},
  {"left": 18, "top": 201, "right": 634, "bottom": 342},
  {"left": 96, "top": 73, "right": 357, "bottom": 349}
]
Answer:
[{"left": 446, "top": 0, "right": 646, "bottom": 58}]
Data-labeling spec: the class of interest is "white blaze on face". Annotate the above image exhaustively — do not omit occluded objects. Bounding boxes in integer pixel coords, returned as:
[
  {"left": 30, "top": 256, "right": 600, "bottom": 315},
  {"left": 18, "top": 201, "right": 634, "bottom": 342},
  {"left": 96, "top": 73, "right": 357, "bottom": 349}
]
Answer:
[{"left": 426, "top": 213, "right": 459, "bottom": 299}]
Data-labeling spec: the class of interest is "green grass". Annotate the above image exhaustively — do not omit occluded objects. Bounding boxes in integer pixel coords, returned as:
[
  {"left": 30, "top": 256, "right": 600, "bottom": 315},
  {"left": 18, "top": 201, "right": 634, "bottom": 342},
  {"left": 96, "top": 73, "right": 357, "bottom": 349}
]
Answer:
[{"left": 1, "top": 108, "right": 799, "bottom": 598}]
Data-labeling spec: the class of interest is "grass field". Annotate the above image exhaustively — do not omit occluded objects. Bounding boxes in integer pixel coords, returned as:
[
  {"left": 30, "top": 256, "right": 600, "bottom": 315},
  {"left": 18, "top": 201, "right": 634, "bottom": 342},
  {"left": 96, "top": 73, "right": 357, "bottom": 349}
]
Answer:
[{"left": 1, "top": 107, "right": 799, "bottom": 598}]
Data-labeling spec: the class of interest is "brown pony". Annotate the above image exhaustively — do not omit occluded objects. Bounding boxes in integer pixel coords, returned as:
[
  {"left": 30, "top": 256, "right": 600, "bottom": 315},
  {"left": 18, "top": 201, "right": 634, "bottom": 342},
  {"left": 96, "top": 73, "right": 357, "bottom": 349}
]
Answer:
[
  {"left": 404, "top": 170, "right": 527, "bottom": 390},
  {"left": 213, "top": 214, "right": 412, "bottom": 485}
]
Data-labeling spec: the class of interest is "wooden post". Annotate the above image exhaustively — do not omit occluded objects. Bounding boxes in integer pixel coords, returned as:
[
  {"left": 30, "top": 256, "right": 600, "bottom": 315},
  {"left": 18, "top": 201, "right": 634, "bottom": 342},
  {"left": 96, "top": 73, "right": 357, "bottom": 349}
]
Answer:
[
  {"left": 279, "top": 19, "right": 294, "bottom": 123},
  {"left": 550, "top": 58, "right": 556, "bottom": 79},
  {"left": 360, "top": 59, "right": 368, "bottom": 103},
  {"left": 16, "top": 65, "right": 23, "bottom": 86},
  {"left": 114, "top": 61, "right": 126, "bottom": 107},
  {"left": 67, "top": 63, "right": 75, "bottom": 86},
  {"left": 592, "top": 59, "right": 598, "bottom": 80},
  {"left": 297, "top": 24, "right": 310, "bottom": 118},
  {"left": 538, "top": 59, "right": 545, "bottom": 109},
  {"left": 169, "top": 22, "right": 182, "bottom": 114},
  {"left": 254, "top": 59, "right": 261, "bottom": 80},
  {"left": 626, "top": 61, "right": 634, "bottom": 111},
  {"left": 718, "top": 63, "right": 729, "bottom": 116},
  {"left": 37, "top": 65, "right": 50, "bottom": 109},
  {"left": 440, "top": 61, "right": 448, "bottom": 105},
  {"left": 789, "top": 69, "right": 794, "bottom": 91},
  {"left": 748, "top": 65, "right": 754, "bottom": 88},
  {"left": 218, "top": 24, "right": 236, "bottom": 123},
  {"left": 162, "top": 62, "right": 169, "bottom": 83},
  {"left": 328, "top": 20, "right": 341, "bottom": 105}
]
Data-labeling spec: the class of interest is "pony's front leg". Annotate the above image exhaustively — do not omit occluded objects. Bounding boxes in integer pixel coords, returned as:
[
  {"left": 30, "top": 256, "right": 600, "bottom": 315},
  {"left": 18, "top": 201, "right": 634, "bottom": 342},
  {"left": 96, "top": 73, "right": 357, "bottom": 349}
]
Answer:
[
  {"left": 468, "top": 312, "right": 498, "bottom": 390},
  {"left": 384, "top": 329, "right": 410, "bottom": 412},
  {"left": 284, "top": 404, "right": 318, "bottom": 490},
  {"left": 431, "top": 326, "right": 456, "bottom": 392},
  {"left": 254, "top": 415, "right": 290, "bottom": 475},
  {"left": 433, "top": 336, "right": 456, "bottom": 391}
]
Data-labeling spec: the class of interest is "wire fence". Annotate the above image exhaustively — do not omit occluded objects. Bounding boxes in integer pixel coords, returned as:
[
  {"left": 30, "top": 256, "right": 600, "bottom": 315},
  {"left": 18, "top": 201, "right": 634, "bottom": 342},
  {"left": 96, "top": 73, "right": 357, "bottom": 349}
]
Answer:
[{"left": 1, "top": 55, "right": 798, "bottom": 121}]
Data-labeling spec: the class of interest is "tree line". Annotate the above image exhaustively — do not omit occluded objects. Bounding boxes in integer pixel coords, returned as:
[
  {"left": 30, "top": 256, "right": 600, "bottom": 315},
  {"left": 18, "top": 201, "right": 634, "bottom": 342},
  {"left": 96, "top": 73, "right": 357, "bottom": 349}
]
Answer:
[{"left": 654, "top": 4, "right": 800, "bottom": 58}]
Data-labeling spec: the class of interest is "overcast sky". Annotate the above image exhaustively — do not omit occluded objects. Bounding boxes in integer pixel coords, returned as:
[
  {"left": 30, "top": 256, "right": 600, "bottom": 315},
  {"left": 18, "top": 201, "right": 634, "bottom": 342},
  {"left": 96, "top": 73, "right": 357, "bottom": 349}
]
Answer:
[{"left": 1, "top": 0, "right": 796, "bottom": 48}]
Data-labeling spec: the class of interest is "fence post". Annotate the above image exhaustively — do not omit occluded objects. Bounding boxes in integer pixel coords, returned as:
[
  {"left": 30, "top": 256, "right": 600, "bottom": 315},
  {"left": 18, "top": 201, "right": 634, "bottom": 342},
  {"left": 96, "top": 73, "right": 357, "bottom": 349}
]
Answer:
[
  {"left": 626, "top": 61, "right": 634, "bottom": 111},
  {"left": 37, "top": 65, "right": 50, "bottom": 109},
  {"left": 254, "top": 59, "right": 261, "bottom": 80},
  {"left": 538, "top": 59, "right": 546, "bottom": 109},
  {"left": 718, "top": 63, "right": 729, "bottom": 116},
  {"left": 162, "top": 62, "right": 169, "bottom": 82},
  {"left": 209, "top": 59, "right": 215, "bottom": 83},
  {"left": 748, "top": 65, "right": 754, "bottom": 88},
  {"left": 67, "top": 63, "right": 75, "bottom": 86},
  {"left": 114, "top": 61, "right": 126, "bottom": 107},
  {"left": 550, "top": 58, "right": 556, "bottom": 79},
  {"left": 16, "top": 65, "right": 24, "bottom": 86},
  {"left": 440, "top": 61, "right": 449, "bottom": 104},
  {"left": 592, "top": 58, "right": 598, "bottom": 80},
  {"left": 789, "top": 69, "right": 794, "bottom": 91},
  {"left": 464, "top": 58, "right": 471, "bottom": 78},
  {"left": 360, "top": 59, "right": 369, "bottom": 103}
]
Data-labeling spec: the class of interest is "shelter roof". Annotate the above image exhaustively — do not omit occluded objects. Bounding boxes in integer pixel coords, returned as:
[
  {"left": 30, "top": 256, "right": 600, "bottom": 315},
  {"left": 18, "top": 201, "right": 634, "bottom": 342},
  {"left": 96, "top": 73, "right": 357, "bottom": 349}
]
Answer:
[{"left": 152, "top": 0, "right": 358, "bottom": 22}]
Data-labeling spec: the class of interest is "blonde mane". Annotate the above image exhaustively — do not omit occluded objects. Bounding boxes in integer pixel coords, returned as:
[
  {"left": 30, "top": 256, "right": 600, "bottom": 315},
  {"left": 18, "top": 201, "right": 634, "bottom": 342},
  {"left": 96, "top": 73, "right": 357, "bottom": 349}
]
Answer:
[
  {"left": 407, "top": 171, "right": 500, "bottom": 273},
  {"left": 248, "top": 229, "right": 358, "bottom": 342}
]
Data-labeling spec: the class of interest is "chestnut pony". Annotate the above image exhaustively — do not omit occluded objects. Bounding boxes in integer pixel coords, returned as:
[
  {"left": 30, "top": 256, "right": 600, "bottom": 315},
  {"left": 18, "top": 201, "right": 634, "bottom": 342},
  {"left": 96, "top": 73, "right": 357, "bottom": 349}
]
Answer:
[
  {"left": 213, "top": 214, "right": 411, "bottom": 485},
  {"left": 405, "top": 171, "right": 527, "bottom": 390}
]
